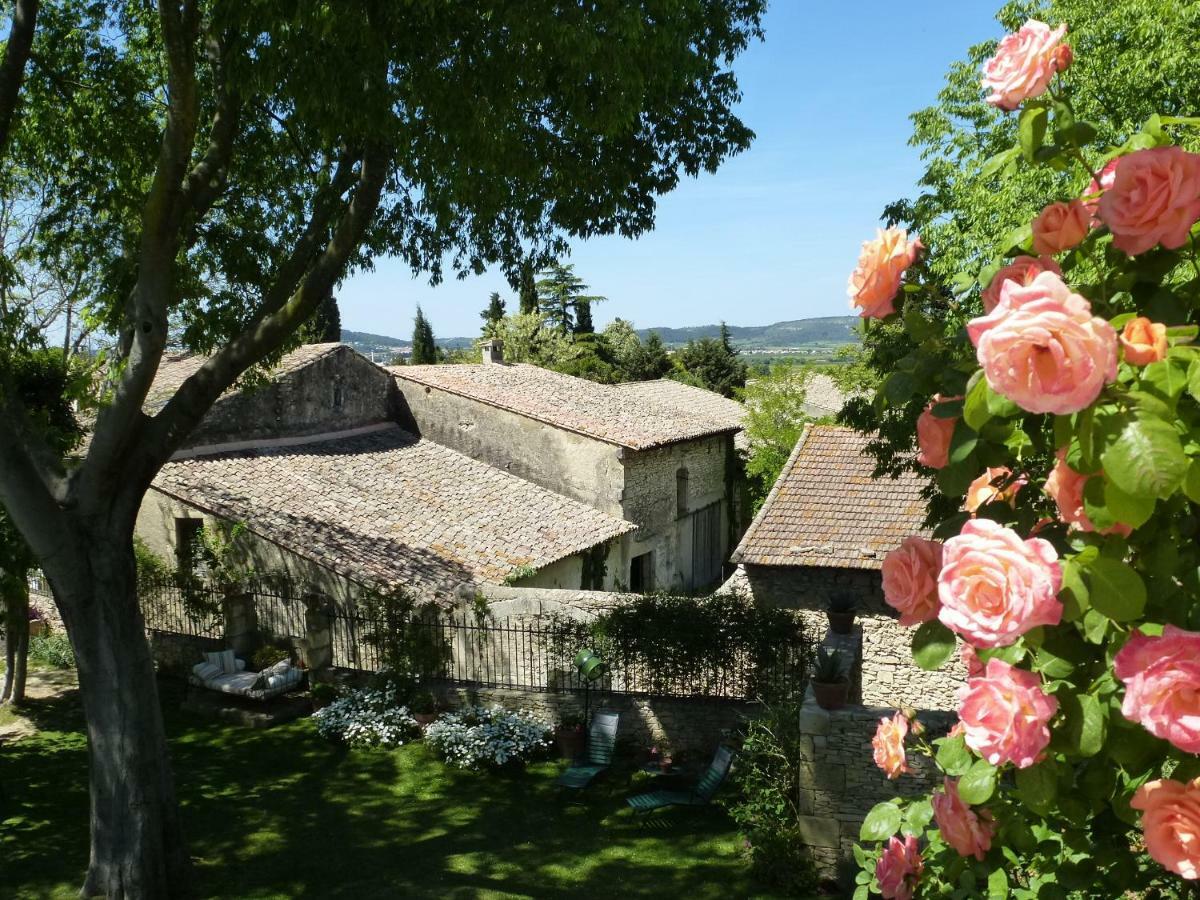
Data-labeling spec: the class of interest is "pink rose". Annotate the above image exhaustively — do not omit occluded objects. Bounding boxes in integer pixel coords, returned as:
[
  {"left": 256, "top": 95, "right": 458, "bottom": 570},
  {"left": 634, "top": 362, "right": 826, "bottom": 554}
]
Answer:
[
  {"left": 916, "top": 395, "right": 960, "bottom": 469},
  {"left": 968, "top": 271, "right": 1118, "bottom": 415},
  {"left": 938, "top": 518, "right": 1062, "bottom": 649},
  {"left": 872, "top": 711, "right": 910, "bottom": 780},
  {"left": 981, "top": 255, "right": 1061, "bottom": 314},
  {"left": 1120, "top": 316, "right": 1168, "bottom": 366},
  {"left": 957, "top": 658, "right": 1058, "bottom": 768},
  {"left": 876, "top": 835, "right": 923, "bottom": 900},
  {"left": 1114, "top": 626, "right": 1200, "bottom": 753},
  {"left": 847, "top": 228, "right": 922, "bottom": 319},
  {"left": 882, "top": 536, "right": 943, "bottom": 626},
  {"left": 932, "top": 777, "right": 996, "bottom": 860},
  {"left": 1043, "top": 448, "right": 1133, "bottom": 536},
  {"left": 981, "top": 20, "right": 1070, "bottom": 111},
  {"left": 1098, "top": 146, "right": 1200, "bottom": 256},
  {"left": 1132, "top": 778, "right": 1200, "bottom": 880},
  {"left": 1080, "top": 157, "right": 1120, "bottom": 217},
  {"left": 960, "top": 644, "right": 984, "bottom": 678},
  {"left": 1032, "top": 199, "right": 1091, "bottom": 255},
  {"left": 963, "top": 466, "right": 1025, "bottom": 514}
]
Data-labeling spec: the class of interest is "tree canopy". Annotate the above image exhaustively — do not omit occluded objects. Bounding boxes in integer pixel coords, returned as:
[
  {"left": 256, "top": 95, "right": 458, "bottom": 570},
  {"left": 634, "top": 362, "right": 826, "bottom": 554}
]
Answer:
[
  {"left": 673, "top": 322, "right": 748, "bottom": 397},
  {"left": 410, "top": 306, "right": 436, "bottom": 365}
]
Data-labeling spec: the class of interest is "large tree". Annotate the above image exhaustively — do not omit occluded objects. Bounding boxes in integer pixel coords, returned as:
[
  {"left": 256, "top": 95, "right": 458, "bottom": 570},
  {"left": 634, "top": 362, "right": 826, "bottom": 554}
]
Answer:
[
  {"left": 409, "top": 305, "right": 436, "bottom": 364},
  {"left": 535, "top": 261, "right": 605, "bottom": 334},
  {"left": 673, "top": 322, "right": 748, "bottom": 397},
  {"left": 0, "top": 2, "right": 764, "bottom": 894}
]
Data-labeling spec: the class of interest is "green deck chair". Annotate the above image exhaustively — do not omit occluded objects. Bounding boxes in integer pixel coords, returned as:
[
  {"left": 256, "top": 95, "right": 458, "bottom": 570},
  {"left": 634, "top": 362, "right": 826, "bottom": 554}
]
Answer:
[
  {"left": 626, "top": 745, "right": 734, "bottom": 814},
  {"left": 556, "top": 710, "right": 620, "bottom": 790}
]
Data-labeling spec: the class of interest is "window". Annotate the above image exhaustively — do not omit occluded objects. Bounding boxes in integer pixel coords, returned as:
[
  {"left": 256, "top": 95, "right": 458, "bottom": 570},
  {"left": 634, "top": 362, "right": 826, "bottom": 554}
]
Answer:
[
  {"left": 174, "top": 518, "right": 205, "bottom": 576},
  {"left": 676, "top": 467, "right": 689, "bottom": 519},
  {"left": 629, "top": 551, "right": 654, "bottom": 593}
]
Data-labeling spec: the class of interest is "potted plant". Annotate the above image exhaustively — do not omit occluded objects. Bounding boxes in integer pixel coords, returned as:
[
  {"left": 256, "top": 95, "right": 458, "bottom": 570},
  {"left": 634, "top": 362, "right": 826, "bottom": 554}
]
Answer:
[
  {"left": 826, "top": 592, "right": 858, "bottom": 635},
  {"left": 554, "top": 712, "right": 586, "bottom": 759},
  {"left": 810, "top": 647, "right": 850, "bottom": 710},
  {"left": 310, "top": 681, "right": 338, "bottom": 712},
  {"left": 408, "top": 690, "right": 438, "bottom": 727}
]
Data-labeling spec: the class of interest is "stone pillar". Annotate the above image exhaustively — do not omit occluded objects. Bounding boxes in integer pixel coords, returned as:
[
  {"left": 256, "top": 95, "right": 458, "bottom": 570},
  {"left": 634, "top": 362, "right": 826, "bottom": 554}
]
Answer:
[
  {"left": 224, "top": 590, "right": 258, "bottom": 655},
  {"left": 302, "top": 592, "right": 334, "bottom": 680}
]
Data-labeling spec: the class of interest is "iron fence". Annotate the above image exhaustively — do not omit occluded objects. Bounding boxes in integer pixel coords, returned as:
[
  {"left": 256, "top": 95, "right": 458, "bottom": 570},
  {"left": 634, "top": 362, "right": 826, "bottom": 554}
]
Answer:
[{"left": 137, "top": 574, "right": 225, "bottom": 640}]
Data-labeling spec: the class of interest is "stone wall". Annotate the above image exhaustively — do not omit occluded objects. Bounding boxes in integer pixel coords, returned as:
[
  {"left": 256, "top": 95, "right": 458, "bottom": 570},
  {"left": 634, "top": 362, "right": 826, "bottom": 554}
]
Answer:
[
  {"left": 795, "top": 696, "right": 953, "bottom": 884},
  {"left": 734, "top": 564, "right": 966, "bottom": 712},
  {"left": 186, "top": 347, "right": 393, "bottom": 448}
]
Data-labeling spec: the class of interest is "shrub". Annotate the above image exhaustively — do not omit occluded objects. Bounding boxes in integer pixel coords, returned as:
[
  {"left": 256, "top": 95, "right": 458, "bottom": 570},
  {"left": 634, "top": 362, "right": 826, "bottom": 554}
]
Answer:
[
  {"left": 425, "top": 705, "right": 552, "bottom": 770},
  {"left": 250, "top": 645, "right": 290, "bottom": 671},
  {"left": 312, "top": 687, "right": 420, "bottom": 749},
  {"left": 28, "top": 633, "right": 74, "bottom": 669},
  {"left": 724, "top": 700, "right": 819, "bottom": 895}
]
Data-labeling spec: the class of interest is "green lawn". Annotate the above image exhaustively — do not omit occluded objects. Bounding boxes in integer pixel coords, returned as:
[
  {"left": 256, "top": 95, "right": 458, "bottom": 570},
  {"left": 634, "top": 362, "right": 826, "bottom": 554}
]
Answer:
[{"left": 0, "top": 681, "right": 787, "bottom": 899}]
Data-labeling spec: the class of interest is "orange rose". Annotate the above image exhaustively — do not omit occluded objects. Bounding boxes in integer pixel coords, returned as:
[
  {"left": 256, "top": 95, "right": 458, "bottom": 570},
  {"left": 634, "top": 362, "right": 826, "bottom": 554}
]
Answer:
[
  {"left": 847, "top": 227, "right": 922, "bottom": 319},
  {"left": 964, "top": 467, "right": 1024, "bottom": 513},
  {"left": 1031, "top": 199, "right": 1091, "bottom": 255},
  {"left": 1120, "top": 317, "right": 1168, "bottom": 366},
  {"left": 1132, "top": 777, "right": 1200, "bottom": 880}
]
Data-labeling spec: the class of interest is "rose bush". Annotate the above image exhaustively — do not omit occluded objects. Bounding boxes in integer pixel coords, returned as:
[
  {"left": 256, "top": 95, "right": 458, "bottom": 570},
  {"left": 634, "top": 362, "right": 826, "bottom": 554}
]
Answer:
[{"left": 850, "top": 14, "right": 1200, "bottom": 898}]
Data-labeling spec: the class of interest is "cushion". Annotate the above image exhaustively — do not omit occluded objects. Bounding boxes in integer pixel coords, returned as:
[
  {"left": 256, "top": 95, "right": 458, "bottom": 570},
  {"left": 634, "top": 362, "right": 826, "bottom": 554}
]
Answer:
[
  {"left": 265, "top": 658, "right": 292, "bottom": 676},
  {"left": 192, "top": 661, "right": 221, "bottom": 682},
  {"left": 203, "top": 649, "right": 238, "bottom": 674}
]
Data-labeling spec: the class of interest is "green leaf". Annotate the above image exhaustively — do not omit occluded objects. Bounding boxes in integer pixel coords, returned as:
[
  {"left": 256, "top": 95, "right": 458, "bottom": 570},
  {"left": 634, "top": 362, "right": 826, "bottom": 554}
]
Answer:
[
  {"left": 949, "top": 420, "right": 978, "bottom": 465},
  {"left": 988, "top": 867, "right": 1011, "bottom": 899},
  {"left": 852, "top": 886, "right": 869, "bottom": 900},
  {"left": 1002, "top": 222, "right": 1034, "bottom": 254},
  {"left": 963, "top": 372, "right": 992, "bottom": 430},
  {"left": 1101, "top": 477, "right": 1155, "bottom": 529},
  {"left": 902, "top": 798, "right": 934, "bottom": 836},
  {"left": 1184, "top": 459, "right": 1200, "bottom": 504},
  {"left": 936, "top": 733, "right": 973, "bottom": 776},
  {"left": 1015, "top": 761, "right": 1058, "bottom": 815},
  {"left": 1062, "top": 692, "right": 1107, "bottom": 758},
  {"left": 860, "top": 801, "right": 902, "bottom": 842},
  {"left": 883, "top": 371, "right": 917, "bottom": 406},
  {"left": 913, "top": 620, "right": 956, "bottom": 671},
  {"left": 1059, "top": 558, "right": 1089, "bottom": 621},
  {"left": 980, "top": 145, "right": 1019, "bottom": 178},
  {"left": 1019, "top": 106, "right": 1049, "bottom": 162},
  {"left": 957, "top": 758, "right": 998, "bottom": 805},
  {"left": 1101, "top": 416, "right": 1188, "bottom": 499},
  {"left": 1141, "top": 358, "right": 1189, "bottom": 407},
  {"left": 1188, "top": 357, "right": 1200, "bottom": 402},
  {"left": 1085, "top": 557, "right": 1146, "bottom": 622},
  {"left": 1035, "top": 631, "right": 1088, "bottom": 679}
]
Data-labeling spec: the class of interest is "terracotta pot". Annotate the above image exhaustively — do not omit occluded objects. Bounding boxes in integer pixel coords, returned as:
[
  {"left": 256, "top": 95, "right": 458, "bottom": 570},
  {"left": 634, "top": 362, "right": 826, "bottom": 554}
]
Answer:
[
  {"left": 556, "top": 726, "right": 585, "bottom": 759},
  {"left": 811, "top": 680, "right": 849, "bottom": 711},
  {"left": 827, "top": 611, "right": 856, "bottom": 635}
]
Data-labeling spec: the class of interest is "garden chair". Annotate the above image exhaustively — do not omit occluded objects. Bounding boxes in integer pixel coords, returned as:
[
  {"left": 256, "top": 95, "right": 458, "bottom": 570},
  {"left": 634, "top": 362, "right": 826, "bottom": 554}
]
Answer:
[
  {"left": 556, "top": 710, "right": 620, "bottom": 790},
  {"left": 626, "top": 745, "right": 734, "bottom": 815}
]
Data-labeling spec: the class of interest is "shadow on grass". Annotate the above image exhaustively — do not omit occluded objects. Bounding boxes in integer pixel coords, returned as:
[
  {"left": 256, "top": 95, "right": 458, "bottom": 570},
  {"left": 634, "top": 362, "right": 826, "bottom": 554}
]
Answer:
[{"left": 0, "top": 679, "right": 786, "bottom": 900}]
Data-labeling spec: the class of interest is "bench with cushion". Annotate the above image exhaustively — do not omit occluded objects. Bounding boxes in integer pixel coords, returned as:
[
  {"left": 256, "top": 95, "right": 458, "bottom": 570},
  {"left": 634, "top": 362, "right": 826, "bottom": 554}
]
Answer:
[{"left": 189, "top": 650, "right": 304, "bottom": 701}]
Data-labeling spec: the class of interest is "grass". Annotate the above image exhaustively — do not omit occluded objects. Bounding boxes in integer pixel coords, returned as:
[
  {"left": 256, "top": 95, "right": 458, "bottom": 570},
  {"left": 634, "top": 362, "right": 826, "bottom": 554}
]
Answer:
[{"left": 0, "top": 680, "right": 791, "bottom": 899}]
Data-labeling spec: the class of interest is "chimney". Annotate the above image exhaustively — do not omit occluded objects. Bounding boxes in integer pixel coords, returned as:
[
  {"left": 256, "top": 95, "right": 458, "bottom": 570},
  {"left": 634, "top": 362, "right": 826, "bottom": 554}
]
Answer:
[{"left": 481, "top": 338, "right": 505, "bottom": 365}]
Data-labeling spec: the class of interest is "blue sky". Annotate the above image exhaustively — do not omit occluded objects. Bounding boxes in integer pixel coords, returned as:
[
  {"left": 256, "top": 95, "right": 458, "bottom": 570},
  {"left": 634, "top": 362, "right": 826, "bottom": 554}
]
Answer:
[{"left": 338, "top": 2, "right": 1005, "bottom": 341}]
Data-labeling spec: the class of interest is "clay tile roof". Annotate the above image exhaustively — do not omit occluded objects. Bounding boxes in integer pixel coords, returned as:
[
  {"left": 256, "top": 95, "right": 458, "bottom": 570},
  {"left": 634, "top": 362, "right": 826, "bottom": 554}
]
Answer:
[
  {"left": 731, "top": 425, "right": 929, "bottom": 570},
  {"left": 144, "top": 343, "right": 347, "bottom": 412},
  {"left": 389, "top": 363, "right": 741, "bottom": 450},
  {"left": 152, "top": 424, "right": 635, "bottom": 595}
]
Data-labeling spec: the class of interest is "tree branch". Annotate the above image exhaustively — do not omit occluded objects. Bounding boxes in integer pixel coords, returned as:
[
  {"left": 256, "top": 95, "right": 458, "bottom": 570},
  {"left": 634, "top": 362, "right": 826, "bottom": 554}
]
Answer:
[
  {"left": 0, "top": 0, "right": 39, "bottom": 157},
  {"left": 0, "top": 406, "right": 69, "bottom": 565},
  {"left": 180, "top": 31, "right": 239, "bottom": 236},
  {"left": 138, "top": 145, "right": 390, "bottom": 474}
]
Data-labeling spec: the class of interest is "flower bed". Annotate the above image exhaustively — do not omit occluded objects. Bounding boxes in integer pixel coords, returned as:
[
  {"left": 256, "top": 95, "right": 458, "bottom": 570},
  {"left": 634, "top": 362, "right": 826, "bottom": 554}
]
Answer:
[
  {"left": 425, "top": 705, "right": 552, "bottom": 770},
  {"left": 312, "top": 687, "right": 420, "bottom": 749}
]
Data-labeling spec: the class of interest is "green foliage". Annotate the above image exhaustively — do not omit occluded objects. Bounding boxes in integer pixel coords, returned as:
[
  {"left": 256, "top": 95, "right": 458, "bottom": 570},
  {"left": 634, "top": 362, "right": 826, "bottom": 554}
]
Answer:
[
  {"left": 742, "top": 362, "right": 822, "bottom": 509},
  {"left": 480, "top": 292, "right": 506, "bottom": 335},
  {"left": 535, "top": 262, "right": 605, "bottom": 335},
  {"left": 672, "top": 323, "right": 748, "bottom": 398},
  {"left": 410, "top": 306, "right": 437, "bottom": 365},
  {"left": 133, "top": 537, "right": 173, "bottom": 588},
  {"left": 360, "top": 586, "right": 451, "bottom": 698},
  {"left": 724, "top": 700, "right": 821, "bottom": 895},
  {"left": 249, "top": 646, "right": 290, "bottom": 672},
  {"left": 811, "top": 646, "right": 846, "bottom": 685},
  {"left": 27, "top": 633, "right": 74, "bottom": 669},
  {"left": 298, "top": 292, "right": 341, "bottom": 344}
]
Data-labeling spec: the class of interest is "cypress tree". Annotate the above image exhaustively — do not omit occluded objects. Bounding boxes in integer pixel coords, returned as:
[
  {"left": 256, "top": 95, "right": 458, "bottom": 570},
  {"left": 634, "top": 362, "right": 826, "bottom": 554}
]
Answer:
[{"left": 410, "top": 306, "right": 437, "bottom": 364}]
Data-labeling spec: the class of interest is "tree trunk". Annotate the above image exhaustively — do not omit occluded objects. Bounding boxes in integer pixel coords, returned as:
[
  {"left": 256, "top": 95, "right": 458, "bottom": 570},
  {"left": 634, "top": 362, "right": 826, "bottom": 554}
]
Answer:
[
  {"left": 46, "top": 536, "right": 191, "bottom": 899},
  {"left": 1, "top": 575, "right": 29, "bottom": 703}
]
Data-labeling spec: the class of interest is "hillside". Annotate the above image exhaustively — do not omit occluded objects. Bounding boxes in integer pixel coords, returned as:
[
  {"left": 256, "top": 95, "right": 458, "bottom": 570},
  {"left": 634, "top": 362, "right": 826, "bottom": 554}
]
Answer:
[
  {"left": 341, "top": 329, "right": 475, "bottom": 356},
  {"left": 635, "top": 316, "right": 859, "bottom": 348}
]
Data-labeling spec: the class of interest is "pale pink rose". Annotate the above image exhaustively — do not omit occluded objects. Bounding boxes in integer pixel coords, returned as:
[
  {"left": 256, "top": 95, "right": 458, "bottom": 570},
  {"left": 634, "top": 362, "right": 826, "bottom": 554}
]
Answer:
[
  {"left": 1043, "top": 448, "right": 1133, "bottom": 536},
  {"left": 938, "top": 518, "right": 1062, "bottom": 649},
  {"left": 872, "top": 711, "right": 910, "bottom": 780},
  {"left": 1132, "top": 778, "right": 1200, "bottom": 880},
  {"left": 981, "top": 20, "right": 1070, "bottom": 111},
  {"left": 876, "top": 835, "right": 923, "bottom": 900},
  {"left": 932, "top": 777, "right": 996, "bottom": 860},
  {"left": 963, "top": 467, "right": 1025, "bottom": 514},
  {"left": 1098, "top": 146, "right": 1200, "bottom": 256},
  {"left": 916, "top": 395, "right": 960, "bottom": 469},
  {"left": 882, "top": 536, "right": 944, "bottom": 626},
  {"left": 1120, "top": 317, "right": 1168, "bottom": 366},
  {"left": 981, "top": 255, "right": 1061, "bottom": 313},
  {"left": 957, "top": 658, "right": 1057, "bottom": 768},
  {"left": 967, "top": 271, "right": 1118, "bottom": 415},
  {"left": 1032, "top": 200, "right": 1091, "bottom": 255},
  {"left": 1114, "top": 626, "right": 1200, "bottom": 754},
  {"left": 960, "top": 644, "right": 984, "bottom": 678},
  {"left": 1080, "top": 157, "right": 1121, "bottom": 217},
  {"left": 847, "top": 228, "right": 922, "bottom": 319}
]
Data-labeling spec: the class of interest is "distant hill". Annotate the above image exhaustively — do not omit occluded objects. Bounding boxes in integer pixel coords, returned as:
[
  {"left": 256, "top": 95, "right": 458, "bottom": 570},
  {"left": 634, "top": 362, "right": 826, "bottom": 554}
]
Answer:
[
  {"left": 341, "top": 329, "right": 475, "bottom": 356},
  {"left": 636, "top": 316, "right": 859, "bottom": 349}
]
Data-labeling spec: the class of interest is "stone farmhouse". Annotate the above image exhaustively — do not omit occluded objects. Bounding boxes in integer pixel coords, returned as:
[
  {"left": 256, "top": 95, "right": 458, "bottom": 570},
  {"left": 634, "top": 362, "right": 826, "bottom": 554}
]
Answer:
[
  {"left": 727, "top": 423, "right": 966, "bottom": 712},
  {"left": 135, "top": 341, "right": 746, "bottom": 604}
]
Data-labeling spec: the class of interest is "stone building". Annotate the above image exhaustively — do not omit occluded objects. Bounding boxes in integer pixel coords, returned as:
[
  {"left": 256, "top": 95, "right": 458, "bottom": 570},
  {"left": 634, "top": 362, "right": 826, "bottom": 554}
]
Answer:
[
  {"left": 390, "top": 341, "right": 744, "bottom": 593},
  {"left": 135, "top": 341, "right": 744, "bottom": 602},
  {"left": 728, "top": 424, "right": 966, "bottom": 711}
]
